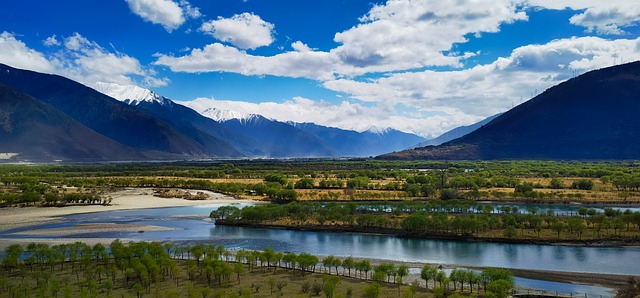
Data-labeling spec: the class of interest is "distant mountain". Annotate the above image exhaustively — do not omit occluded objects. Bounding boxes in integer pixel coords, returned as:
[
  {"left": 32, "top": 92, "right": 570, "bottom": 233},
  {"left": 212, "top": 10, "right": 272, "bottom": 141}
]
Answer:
[
  {"left": 192, "top": 106, "right": 426, "bottom": 157},
  {"left": 199, "top": 107, "right": 258, "bottom": 123},
  {"left": 292, "top": 122, "right": 425, "bottom": 157},
  {"left": 99, "top": 85, "right": 336, "bottom": 158},
  {"left": 378, "top": 61, "right": 640, "bottom": 160},
  {"left": 0, "top": 64, "right": 210, "bottom": 158},
  {"left": 415, "top": 113, "right": 501, "bottom": 147},
  {"left": 0, "top": 84, "right": 139, "bottom": 162},
  {"left": 94, "top": 82, "right": 246, "bottom": 157},
  {"left": 217, "top": 114, "right": 338, "bottom": 158}
]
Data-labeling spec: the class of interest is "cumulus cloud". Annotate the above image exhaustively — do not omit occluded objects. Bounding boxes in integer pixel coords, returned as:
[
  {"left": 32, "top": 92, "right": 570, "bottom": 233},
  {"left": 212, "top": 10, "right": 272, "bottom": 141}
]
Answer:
[
  {"left": 156, "top": 0, "right": 528, "bottom": 79},
  {"left": 155, "top": 42, "right": 340, "bottom": 81},
  {"left": 180, "top": 0, "right": 201, "bottom": 19},
  {"left": 291, "top": 41, "right": 312, "bottom": 52},
  {"left": 125, "top": 0, "right": 200, "bottom": 32},
  {"left": 331, "top": 0, "right": 527, "bottom": 73},
  {"left": 200, "top": 13, "right": 275, "bottom": 50},
  {"left": 0, "top": 32, "right": 167, "bottom": 88},
  {"left": 0, "top": 32, "right": 55, "bottom": 73},
  {"left": 526, "top": 0, "right": 640, "bottom": 35},
  {"left": 43, "top": 35, "right": 60, "bottom": 47}
]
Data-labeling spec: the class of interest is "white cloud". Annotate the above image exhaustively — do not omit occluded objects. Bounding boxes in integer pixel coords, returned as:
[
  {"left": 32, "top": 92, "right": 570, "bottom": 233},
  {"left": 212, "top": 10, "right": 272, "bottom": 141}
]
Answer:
[
  {"left": 291, "top": 41, "right": 312, "bottom": 52},
  {"left": 155, "top": 42, "right": 340, "bottom": 81},
  {"left": 43, "top": 35, "right": 60, "bottom": 47},
  {"left": 175, "top": 36, "right": 639, "bottom": 137},
  {"left": 200, "top": 13, "right": 275, "bottom": 50},
  {"left": 125, "top": 0, "right": 186, "bottom": 32},
  {"left": 0, "top": 32, "right": 167, "bottom": 89},
  {"left": 0, "top": 32, "right": 55, "bottom": 73},
  {"left": 156, "top": 0, "right": 528, "bottom": 79},
  {"left": 57, "top": 33, "right": 169, "bottom": 87},
  {"left": 331, "top": 0, "right": 527, "bottom": 73},
  {"left": 180, "top": 0, "right": 201, "bottom": 19},
  {"left": 525, "top": 1, "right": 640, "bottom": 35}
]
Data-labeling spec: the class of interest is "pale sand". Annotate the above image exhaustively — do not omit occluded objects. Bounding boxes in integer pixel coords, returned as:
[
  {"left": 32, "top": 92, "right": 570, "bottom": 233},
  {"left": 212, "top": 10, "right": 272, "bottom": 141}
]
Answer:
[{"left": 0, "top": 187, "right": 257, "bottom": 249}]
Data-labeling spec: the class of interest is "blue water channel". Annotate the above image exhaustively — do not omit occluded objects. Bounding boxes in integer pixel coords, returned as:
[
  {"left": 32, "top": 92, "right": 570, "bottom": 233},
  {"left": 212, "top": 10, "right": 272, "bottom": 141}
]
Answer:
[{"left": 2, "top": 203, "right": 637, "bottom": 297}]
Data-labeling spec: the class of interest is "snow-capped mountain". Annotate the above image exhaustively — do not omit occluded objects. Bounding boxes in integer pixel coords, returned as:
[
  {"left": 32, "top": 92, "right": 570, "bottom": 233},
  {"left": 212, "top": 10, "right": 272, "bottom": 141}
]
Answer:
[
  {"left": 200, "top": 107, "right": 260, "bottom": 123},
  {"left": 93, "top": 82, "right": 171, "bottom": 106},
  {"left": 81, "top": 81, "right": 427, "bottom": 157}
]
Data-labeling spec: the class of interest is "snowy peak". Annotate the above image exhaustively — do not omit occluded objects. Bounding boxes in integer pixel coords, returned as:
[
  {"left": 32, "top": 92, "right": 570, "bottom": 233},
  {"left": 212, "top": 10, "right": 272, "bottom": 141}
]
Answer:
[
  {"left": 200, "top": 107, "right": 261, "bottom": 123},
  {"left": 365, "top": 126, "right": 392, "bottom": 135},
  {"left": 93, "top": 82, "right": 170, "bottom": 106}
]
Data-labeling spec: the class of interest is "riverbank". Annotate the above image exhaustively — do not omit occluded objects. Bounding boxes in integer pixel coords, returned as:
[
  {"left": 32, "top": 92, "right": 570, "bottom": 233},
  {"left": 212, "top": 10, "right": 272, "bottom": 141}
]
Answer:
[{"left": 0, "top": 187, "right": 256, "bottom": 249}]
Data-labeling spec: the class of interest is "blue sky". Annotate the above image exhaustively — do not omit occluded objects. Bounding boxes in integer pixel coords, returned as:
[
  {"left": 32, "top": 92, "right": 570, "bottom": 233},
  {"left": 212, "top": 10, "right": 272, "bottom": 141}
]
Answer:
[{"left": 1, "top": 0, "right": 640, "bottom": 137}]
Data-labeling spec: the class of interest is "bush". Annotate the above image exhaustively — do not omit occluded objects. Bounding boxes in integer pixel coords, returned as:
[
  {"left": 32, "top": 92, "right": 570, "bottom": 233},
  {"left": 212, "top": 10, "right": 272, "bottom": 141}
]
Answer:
[{"left": 571, "top": 179, "right": 594, "bottom": 190}]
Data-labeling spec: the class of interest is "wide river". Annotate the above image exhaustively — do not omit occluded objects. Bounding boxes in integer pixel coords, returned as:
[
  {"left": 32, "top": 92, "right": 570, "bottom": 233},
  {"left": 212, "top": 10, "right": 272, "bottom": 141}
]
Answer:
[{"left": 2, "top": 203, "right": 638, "bottom": 297}]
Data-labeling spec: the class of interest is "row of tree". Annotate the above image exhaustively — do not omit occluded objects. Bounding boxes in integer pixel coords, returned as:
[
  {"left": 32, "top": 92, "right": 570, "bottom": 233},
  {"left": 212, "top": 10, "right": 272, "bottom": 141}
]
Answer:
[{"left": 2, "top": 240, "right": 516, "bottom": 298}]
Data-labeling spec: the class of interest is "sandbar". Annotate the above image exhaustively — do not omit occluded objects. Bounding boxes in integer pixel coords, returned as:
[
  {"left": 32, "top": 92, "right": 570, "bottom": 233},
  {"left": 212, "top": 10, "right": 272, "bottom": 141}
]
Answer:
[{"left": 0, "top": 187, "right": 256, "bottom": 249}]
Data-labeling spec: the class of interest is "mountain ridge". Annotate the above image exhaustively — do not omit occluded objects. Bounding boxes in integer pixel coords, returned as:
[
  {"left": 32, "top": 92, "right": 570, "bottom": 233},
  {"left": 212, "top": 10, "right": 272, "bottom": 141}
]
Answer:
[{"left": 0, "top": 83, "right": 141, "bottom": 162}]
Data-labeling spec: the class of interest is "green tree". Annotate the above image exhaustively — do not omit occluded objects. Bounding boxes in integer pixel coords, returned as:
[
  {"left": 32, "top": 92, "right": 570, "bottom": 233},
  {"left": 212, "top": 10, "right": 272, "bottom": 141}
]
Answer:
[
  {"left": 420, "top": 264, "right": 438, "bottom": 289},
  {"left": 487, "top": 279, "right": 514, "bottom": 298},
  {"left": 363, "top": 282, "right": 382, "bottom": 298}
]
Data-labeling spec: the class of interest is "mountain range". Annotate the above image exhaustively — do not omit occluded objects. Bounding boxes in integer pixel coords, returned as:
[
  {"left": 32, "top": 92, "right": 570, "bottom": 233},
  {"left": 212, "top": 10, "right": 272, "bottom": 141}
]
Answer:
[
  {"left": 379, "top": 61, "right": 640, "bottom": 160},
  {"left": 0, "top": 64, "right": 425, "bottom": 162}
]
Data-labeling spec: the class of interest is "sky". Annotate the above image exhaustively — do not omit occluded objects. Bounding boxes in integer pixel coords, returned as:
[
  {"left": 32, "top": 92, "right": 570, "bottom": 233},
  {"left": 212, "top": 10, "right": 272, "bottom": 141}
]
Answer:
[{"left": 1, "top": 0, "right": 640, "bottom": 138}]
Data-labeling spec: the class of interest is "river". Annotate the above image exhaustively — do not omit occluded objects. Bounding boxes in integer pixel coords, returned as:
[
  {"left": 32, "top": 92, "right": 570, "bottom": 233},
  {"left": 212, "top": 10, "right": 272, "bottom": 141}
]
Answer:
[{"left": 1, "top": 203, "right": 637, "bottom": 297}]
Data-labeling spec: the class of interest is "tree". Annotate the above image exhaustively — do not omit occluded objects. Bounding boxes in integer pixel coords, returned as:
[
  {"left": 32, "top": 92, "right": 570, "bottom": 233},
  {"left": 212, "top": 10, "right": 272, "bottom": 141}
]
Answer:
[
  {"left": 420, "top": 264, "right": 438, "bottom": 289},
  {"left": 551, "top": 221, "right": 565, "bottom": 238},
  {"left": 323, "top": 275, "right": 341, "bottom": 298},
  {"left": 548, "top": 178, "right": 564, "bottom": 189},
  {"left": 487, "top": 279, "right": 514, "bottom": 298},
  {"left": 347, "top": 177, "right": 370, "bottom": 189},
  {"left": 342, "top": 257, "right": 355, "bottom": 277},
  {"left": 363, "top": 282, "right": 382, "bottom": 298},
  {"left": 264, "top": 173, "right": 288, "bottom": 186},
  {"left": 294, "top": 177, "right": 315, "bottom": 189},
  {"left": 397, "top": 265, "right": 409, "bottom": 285},
  {"left": 3, "top": 244, "right": 22, "bottom": 273},
  {"left": 358, "top": 260, "right": 372, "bottom": 280},
  {"left": 572, "top": 179, "right": 594, "bottom": 190}
]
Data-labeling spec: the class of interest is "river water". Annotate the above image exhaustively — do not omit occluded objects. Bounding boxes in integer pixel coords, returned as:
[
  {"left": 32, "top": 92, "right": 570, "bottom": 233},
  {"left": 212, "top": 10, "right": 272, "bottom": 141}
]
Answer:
[{"left": 2, "top": 203, "right": 637, "bottom": 297}]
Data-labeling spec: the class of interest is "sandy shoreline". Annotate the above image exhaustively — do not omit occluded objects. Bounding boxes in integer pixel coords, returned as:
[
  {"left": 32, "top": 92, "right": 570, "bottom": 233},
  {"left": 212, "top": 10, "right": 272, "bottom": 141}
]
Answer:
[{"left": 0, "top": 187, "right": 256, "bottom": 249}]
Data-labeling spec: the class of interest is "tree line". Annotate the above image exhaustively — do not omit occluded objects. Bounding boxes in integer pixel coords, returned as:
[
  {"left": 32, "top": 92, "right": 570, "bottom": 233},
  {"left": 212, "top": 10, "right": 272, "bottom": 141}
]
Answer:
[{"left": 1, "top": 240, "right": 517, "bottom": 298}]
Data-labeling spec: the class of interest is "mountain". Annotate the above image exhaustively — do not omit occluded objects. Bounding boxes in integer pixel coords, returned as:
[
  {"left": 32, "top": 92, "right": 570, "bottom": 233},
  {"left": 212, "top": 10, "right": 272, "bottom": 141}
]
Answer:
[
  {"left": 217, "top": 114, "right": 338, "bottom": 157},
  {"left": 97, "top": 84, "right": 336, "bottom": 158},
  {"left": 0, "top": 64, "right": 213, "bottom": 159},
  {"left": 0, "top": 63, "right": 428, "bottom": 160},
  {"left": 94, "top": 83, "right": 246, "bottom": 157},
  {"left": 193, "top": 106, "right": 426, "bottom": 157},
  {"left": 0, "top": 84, "right": 139, "bottom": 162},
  {"left": 291, "top": 122, "right": 426, "bottom": 157},
  {"left": 415, "top": 113, "right": 502, "bottom": 147},
  {"left": 378, "top": 61, "right": 640, "bottom": 160}
]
